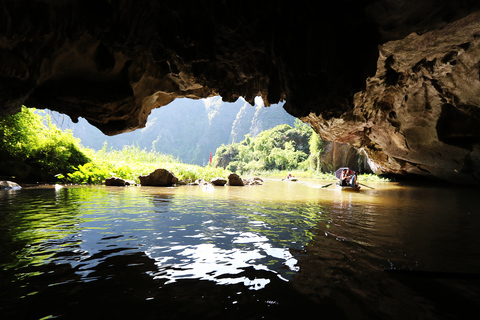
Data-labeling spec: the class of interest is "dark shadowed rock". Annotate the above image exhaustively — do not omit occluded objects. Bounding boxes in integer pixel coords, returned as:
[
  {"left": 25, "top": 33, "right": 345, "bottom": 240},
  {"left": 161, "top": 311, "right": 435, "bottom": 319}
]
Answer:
[
  {"left": 227, "top": 173, "right": 244, "bottom": 186},
  {"left": 210, "top": 178, "right": 227, "bottom": 186},
  {"left": 139, "top": 169, "right": 179, "bottom": 186},
  {"left": 105, "top": 177, "right": 135, "bottom": 186}
]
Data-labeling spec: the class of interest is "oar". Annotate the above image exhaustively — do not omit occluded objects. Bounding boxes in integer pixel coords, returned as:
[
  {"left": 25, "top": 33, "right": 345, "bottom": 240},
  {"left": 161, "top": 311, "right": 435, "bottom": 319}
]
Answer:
[
  {"left": 321, "top": 183, "right": 333, "bottom": 188},
  {"left": 359, "top": 182, "right": 375, "bottom": 189}
]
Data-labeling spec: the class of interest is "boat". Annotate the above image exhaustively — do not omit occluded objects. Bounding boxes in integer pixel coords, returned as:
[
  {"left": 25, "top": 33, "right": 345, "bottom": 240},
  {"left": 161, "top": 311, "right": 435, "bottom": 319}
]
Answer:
[
  {"left": 285, "top": 177, "right": 298, "bottom": 182},
  {"left": 336, "top": 183, "right": 360, "bottom": 191},
  {"left": 334, "top": 167, "right": 360, "bottom": 191}
]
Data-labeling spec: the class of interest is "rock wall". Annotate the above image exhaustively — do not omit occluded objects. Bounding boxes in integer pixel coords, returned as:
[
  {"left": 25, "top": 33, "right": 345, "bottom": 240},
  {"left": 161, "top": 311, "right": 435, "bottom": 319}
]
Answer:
[
  {"left": 321, "top": 142, "right": 371, "bottom": 174},
  {"left": 1, "top": 1, "right": 480, "bottom": 184},
  {"left": 304, "top": 12, "right": 480, "bottom": 184}
]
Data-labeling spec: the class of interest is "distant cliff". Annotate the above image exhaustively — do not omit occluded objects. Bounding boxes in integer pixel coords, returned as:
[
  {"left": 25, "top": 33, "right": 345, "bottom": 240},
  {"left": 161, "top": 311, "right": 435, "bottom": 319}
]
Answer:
[{"left": 52, "top": 97, "right": 295, "bottom": 165}]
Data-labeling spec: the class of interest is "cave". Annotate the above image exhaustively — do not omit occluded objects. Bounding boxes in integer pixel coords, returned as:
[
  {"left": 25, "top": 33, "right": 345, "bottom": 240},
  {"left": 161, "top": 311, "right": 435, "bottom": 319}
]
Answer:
[{"left": 1, "top": 0, "right": 480, "bottom": 184}]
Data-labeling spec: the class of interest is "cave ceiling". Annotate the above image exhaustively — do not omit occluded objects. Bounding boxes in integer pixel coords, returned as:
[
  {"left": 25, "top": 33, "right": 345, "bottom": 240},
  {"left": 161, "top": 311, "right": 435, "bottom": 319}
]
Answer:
[{"left": 1, "top": 0, "right": 480, "bottom": 184}]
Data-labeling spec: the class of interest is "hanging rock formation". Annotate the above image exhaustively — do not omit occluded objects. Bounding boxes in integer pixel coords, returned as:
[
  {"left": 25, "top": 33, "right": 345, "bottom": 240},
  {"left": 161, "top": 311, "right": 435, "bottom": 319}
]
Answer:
[
  {"left": 1, "top": 0, "right": 480, "bottom": 184},
  {"left": 305, "top": 12, "right": 480, "bottom": 184}
]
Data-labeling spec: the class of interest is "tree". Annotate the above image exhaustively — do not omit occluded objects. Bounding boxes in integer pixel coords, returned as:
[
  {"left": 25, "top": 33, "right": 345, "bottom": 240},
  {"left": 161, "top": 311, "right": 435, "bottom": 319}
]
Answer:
[
  {"left": 212, "top": 121, "right": 316, "bottom": 173},
  {"left": 0, "top": 107, "right": 90, "bottom": 181},
  {"left": 308, "top": 131, "right": 324, "bottom": 172}
]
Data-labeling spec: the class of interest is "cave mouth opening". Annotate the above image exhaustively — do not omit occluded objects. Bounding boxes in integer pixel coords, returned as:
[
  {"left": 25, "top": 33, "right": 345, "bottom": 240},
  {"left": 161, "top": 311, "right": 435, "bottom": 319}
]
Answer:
[{"left": 36, "top": 95, "right": 295, "bottom": 167}]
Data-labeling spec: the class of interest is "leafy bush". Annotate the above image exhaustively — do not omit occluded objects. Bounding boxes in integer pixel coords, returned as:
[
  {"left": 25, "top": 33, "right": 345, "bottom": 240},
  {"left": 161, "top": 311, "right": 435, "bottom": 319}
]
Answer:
[
  {"left": 212, "top": 119, "right": 315, "bottom": 174},
  {"left": 59, "top": 144, "right": 231, "bottom": 184},
  {"left": 0, "top": 107, "right": 90, "bottom": 180}
]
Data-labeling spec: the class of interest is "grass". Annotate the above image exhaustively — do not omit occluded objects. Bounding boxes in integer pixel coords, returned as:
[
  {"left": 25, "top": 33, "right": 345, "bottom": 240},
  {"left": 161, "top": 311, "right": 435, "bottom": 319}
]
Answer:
[
  {"left": 60, "top": 144, "right": 390, "bottom": 185},
  {"left": 60, "top": 145, "right": 230, "bottom": 184}
]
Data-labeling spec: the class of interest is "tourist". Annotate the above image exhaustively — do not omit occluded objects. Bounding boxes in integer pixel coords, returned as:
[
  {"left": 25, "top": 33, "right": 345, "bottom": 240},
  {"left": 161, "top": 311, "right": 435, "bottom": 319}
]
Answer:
[
  {"left": 350, "top": 170, "right": 359, "bottom": 188},
  {"left": 340, "top": 169, "right": 349, "bottom": 186}
]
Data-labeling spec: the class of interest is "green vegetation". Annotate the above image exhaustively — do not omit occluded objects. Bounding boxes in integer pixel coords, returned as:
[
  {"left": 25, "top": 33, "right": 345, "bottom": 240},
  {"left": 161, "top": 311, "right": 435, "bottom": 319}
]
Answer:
[
  {"left": 1, "top": 107, "right": 228, "bottom": 184},
  {"left": 0, "top": 107, "right": 90, "bottom": 181},
  {"left": 58, "top": 144, "right": 229, "bottom": 184},
  {"left": 212, "top": 119, "right": 390, "bottom": 182},
  {"left": 213, "top": 119, "right": 317, "bottom": 173},
  {"left": 239, "top": 169, "right": 389, "bottom": 182},
  {"left": 212, "top": 119, "right": 325, "bottom": 174},
  {"left": 2, "top": 106, "right": 388, "bottom": 184}
]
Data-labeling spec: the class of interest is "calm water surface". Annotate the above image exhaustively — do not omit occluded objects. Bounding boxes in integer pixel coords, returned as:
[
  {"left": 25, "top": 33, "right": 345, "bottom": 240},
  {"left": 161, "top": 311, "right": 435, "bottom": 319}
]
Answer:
[{"left": 1, "top": 180, "right": 479, "bottom": 319}]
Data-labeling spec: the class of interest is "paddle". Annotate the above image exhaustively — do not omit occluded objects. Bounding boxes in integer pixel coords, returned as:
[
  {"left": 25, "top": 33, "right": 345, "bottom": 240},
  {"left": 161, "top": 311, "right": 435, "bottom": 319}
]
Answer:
[
  {"left": 321, "top": 183, "right": 333, "bottom": 188},
  {"left": 359, "top": 182, "right": 375, "bottom": 189}
]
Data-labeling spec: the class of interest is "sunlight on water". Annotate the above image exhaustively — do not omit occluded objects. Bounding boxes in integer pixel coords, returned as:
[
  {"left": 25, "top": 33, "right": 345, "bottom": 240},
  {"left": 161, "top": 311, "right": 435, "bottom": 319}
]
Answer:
[{"left": 1, "top": 179, "right": 480, "bottom": 319}]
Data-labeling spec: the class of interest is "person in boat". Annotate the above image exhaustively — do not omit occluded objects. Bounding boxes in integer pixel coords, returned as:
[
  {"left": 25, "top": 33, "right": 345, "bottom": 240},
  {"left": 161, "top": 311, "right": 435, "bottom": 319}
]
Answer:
[
  {"left": 340, "top": 169, "right": 349, "bottom": 186},
  {"left": 349, "top": 170, "right": 359, "bottom": 188},
  {"left": 286, "top": 173, "right": 292, "bottom": 180}
]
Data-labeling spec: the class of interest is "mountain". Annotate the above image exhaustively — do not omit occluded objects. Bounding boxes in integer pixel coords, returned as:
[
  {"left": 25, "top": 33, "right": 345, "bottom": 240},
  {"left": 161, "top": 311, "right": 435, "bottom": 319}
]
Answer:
[{"left": 49, "top": 97, "right": 295, "bottom": 165}]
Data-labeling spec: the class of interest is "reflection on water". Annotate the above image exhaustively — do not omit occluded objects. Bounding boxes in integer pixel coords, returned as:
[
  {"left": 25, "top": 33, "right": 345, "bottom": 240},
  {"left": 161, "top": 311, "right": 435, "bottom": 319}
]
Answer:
[{"left": 1, "top": 180, "right": 480, "bottom": 319}]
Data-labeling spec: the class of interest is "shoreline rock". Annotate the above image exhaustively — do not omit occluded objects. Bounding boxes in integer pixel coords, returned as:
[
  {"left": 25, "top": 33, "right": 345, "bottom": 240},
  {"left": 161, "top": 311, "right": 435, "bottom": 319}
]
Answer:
[
  {"left": 227, "top": 173, "right": 244, "bottom": 186},
  {"left": 210, "top": 177, "right": 227, "bottom": 186},
  {"left": 139, "top": 169, "right": 179, "bottom": 186},
  {"left": 243, "top": 177, "right": 264, "bottom": 185},
  {"left": 105, "top": 177, "right": 136, "bottom": 186},
  {"left": 0, "top": 181, "right": 22, "bottom": 190}
]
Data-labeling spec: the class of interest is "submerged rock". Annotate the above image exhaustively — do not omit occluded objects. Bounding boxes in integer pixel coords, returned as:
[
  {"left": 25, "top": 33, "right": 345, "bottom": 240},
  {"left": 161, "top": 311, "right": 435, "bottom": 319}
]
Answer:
[
  {"left": 139, "top": 169, "right": 179, "bottom": 186},
  {"left": 243, "top": 177, "right": 264, "bottom": 186},
  {"left": 0, "top": 181, "right": 21, "bottom": 190}
]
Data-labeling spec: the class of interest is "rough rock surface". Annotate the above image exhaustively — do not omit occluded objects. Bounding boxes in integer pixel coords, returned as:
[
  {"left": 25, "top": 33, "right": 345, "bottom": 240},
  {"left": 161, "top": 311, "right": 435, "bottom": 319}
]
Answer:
[
  {"left": 321, "top": 142, "right": 371, "bottom": 174},
  {"left": 105, "top": 176, "right": 135, "bottom": 186},
  {"left": 210, "top": 177, "right": 227, "bottom": 186},
  {"left": 1, "top": 1, "right": 480, "bottom": 184},
  {"left": 105, "top": 177, "right": 126, "bottom": 186},
  {"left": 0, "top": 181, "right": 21, "bottom": 190},
  {"left": 243, "top": 177, "right": 264, "bottom": 186},
  {"left": 227, "top": 173, "right": 244, "bottom": 186},
  {"left": 305, "top": 12, "right": 480, "bottom": 184},
  {"left": 139, "top": 169, "right": 178, "bottom": 186}
]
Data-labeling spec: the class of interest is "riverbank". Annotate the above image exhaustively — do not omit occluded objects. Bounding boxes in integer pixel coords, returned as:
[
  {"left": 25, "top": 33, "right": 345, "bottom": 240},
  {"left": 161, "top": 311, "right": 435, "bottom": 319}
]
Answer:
[
  {"left": 51, "top": 145, "right": 389, "bottom": 186},
  {"left": 248, "top": 169, "right": 390, "bottom": 182}
]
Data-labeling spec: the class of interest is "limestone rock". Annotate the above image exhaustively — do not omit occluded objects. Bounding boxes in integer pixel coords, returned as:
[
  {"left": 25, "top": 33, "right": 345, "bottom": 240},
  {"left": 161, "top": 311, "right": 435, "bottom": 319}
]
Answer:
[
  {"left": 321, "top": 142, "right": 371, "bottom": 173},
  {"left": 0, "top": 181, "right": 21, "bottom": 190},
  {"left": 227, "top": 173, "right": 244, "bottom": 186},
  {"left": 210, "top": 178, "right": 227, "bottom": 186},
  {"left": 243, "top": 177, "right": 264, "bottom": 186},
  {"left": 139, "top": 169, "right": 179, "bottom": 186},
  {"left": 305, "top": 11, "right": 480, "bottom": 184},
  {"left": 105, "top": 177, "right": 132, "bottom": 186},
  {"left": 189, "top": 179, "right": 205, "bottom": 186},
  {"left": 2, "top": 1, "right": 480, "bottom": 184}
]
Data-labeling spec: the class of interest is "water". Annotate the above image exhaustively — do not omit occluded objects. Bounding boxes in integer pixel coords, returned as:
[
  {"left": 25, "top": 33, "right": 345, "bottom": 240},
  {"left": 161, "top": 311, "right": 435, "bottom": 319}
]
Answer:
[{"left": 1, "top": 180, "right": 479, "bottom": 319}]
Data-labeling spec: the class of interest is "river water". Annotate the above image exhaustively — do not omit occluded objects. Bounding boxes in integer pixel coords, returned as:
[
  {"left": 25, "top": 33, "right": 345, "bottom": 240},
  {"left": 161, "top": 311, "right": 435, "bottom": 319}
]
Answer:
[{"left": 1, "top": 179, "right": 479, "bottom": 319}]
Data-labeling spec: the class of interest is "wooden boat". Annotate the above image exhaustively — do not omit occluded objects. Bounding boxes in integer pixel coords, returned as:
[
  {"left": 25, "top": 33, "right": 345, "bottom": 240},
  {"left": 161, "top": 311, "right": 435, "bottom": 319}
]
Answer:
[{"left": 337, "top": 183, "right": 360, "bottom": 191}]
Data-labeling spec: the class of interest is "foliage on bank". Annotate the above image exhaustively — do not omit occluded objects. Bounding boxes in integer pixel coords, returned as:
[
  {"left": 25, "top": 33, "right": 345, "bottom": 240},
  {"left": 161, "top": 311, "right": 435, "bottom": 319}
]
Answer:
[
  {"left": 2, "top": 107, "right": 387, "bottom": 184},
  {"left": 58, "top": 144, "right": 229, "bottom": 184},
  {"left": 212, "top": 119, "right": 325, "bottom": 174},
  {"left": 249, "top": 169, "right": 389, "bottom": 182},
  {"left": 0, "top": 107, "right": 90, "bottom": 181},
  {"left": 1, "top": 107, "right": 228, "bottom": 184}
]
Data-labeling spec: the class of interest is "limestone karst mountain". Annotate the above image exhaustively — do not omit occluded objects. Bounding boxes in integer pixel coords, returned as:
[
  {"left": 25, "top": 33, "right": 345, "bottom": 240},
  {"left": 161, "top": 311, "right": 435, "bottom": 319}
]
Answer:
[{"left": 51, "top": 97, "right": 295, "bottom": 165}]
